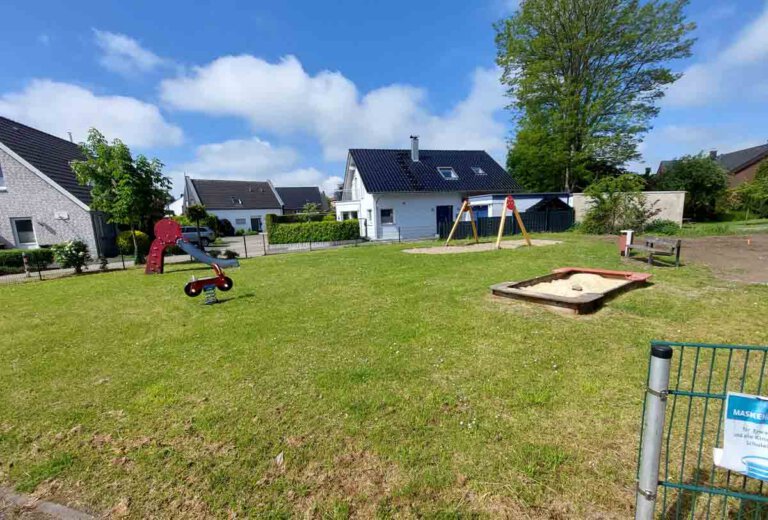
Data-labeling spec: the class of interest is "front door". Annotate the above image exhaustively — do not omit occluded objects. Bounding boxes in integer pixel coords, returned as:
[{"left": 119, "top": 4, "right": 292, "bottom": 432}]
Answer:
[
  {"left": 435, "top": 205, "right": 453, "bottom": 234},
  {"left": 250, "top": 217, "right": 262, "bottom": 233}
]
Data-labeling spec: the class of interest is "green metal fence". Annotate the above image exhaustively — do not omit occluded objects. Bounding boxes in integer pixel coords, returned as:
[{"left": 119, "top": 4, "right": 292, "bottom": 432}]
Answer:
[{"left": 636, "top": 341, "right": 768, "bottom": 519}]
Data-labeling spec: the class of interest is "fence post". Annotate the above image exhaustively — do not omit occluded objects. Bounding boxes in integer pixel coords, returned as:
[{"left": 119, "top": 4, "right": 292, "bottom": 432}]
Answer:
[
  {"left": 398, "top": 227, "right": 401, "bottom": 243},
  {"left": 309, "top": 240, "right": 312, "bottom": 252},
  {"left": 36, "top": 258, "right": 43, "bottom": 281},
  {"left": 121, "top": 254, "right": 126, "bottom": 270},
  {"left": 262, "top": 236, "right": 268, "bottom": 256},
  {"left": 242, "top": 235, "right": 248, "bottom": 258},
  {"left": 636, "top": 344, "right": 672, "bottom": 520}
]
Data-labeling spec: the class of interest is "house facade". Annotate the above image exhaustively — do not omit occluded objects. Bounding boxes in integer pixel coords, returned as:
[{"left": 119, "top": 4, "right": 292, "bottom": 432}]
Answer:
[
  {"left": 0, "top": 117, "right": 117, "bottom": 255},
  {"left": 183, "top": 176, "right": 283, "bottom": 233},
  {"left": 335, "top": 137, "right": 522, "bottom": 240},
  {"left": 658, "top": 144, "right": 768, "bottom": 187}
]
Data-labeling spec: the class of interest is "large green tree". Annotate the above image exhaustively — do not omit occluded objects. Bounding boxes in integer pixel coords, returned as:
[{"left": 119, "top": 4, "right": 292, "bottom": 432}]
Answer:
[
  {"left": 652, "top": 154, "right": 728, "bottom": 219},
  {"left": 71, "top": 129, "right": 171, "bottom": 263},
  {"left": 497, "top": 0, "right": 695, "bottom": 191}
]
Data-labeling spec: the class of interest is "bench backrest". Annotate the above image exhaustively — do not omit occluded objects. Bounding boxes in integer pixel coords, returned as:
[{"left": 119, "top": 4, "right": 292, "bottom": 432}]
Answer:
[{"left": 645, "top": 236, "right": 681, "bottom": 250}]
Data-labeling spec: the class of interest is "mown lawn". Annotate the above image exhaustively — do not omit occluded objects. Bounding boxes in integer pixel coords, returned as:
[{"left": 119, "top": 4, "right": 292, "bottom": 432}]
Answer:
[{"left": 1, "top": 234, "right": 767, "bottom": 517}]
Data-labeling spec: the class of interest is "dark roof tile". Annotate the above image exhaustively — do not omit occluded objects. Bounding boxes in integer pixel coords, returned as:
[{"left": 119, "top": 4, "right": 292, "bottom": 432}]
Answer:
[
  {"left": 191, "top": 179, "right": 281, "bottom": 210},
  {"left": 275, "top": 186, "right": 326, "bottom": 211}
]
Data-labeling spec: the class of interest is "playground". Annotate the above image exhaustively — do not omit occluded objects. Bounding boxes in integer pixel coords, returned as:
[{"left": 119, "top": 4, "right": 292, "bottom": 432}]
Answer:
[{"left": 1, "top": 233, "right": 767, "bottom": 517}]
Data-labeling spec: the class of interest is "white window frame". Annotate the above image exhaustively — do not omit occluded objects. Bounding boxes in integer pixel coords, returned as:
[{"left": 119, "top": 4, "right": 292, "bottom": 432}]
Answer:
[
  {"left": 0, "top": 162, "right": 6, "bottom": 191},
  {"left": 437, "top": 166, "right": 458, "bottom": 180},
  {"left": 11, "top": 217, "right": 37, "bottom": 248},
  {"left": 380, "top": 208, "right": 395, "bottom": 225}
]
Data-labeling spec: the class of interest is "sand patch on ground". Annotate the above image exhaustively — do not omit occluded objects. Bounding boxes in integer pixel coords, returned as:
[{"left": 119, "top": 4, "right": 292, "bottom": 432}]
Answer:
[
  {"left": 403, "top": 239, "right": 561, "bottom": 254},
  {"left": 520, "top": 273, "right": 627, "bottom": 298}
]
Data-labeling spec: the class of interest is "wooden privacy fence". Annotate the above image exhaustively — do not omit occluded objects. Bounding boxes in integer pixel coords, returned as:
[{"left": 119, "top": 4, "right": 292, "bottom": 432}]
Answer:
[{"left": 437, "top": 209, "right": 574, "bottom": 240}]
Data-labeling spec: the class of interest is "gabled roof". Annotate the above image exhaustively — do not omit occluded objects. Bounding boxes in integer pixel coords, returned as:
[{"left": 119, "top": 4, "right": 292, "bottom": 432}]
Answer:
[
  {"left": 716, "top": 144, "right": 768, "bottom": 172},
  {"left": 276, "top": 186, "right": 327, "bottom": 211},
  {"left": 349, "top": 149, "right": 521, "bottom": 194},
  {"left": 0, "top": 116, "right": 90, "bottom": 206},
  {"left": 190, "top": 179, "right": 282, "bottom": 210}
]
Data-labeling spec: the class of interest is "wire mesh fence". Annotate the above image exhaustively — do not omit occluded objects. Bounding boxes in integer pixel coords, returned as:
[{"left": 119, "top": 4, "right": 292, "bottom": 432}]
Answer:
[{"left": 637, "top": 341, "right": 768, "bottom": 519}]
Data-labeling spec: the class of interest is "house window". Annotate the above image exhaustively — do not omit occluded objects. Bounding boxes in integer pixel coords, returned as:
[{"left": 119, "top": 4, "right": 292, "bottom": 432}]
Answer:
[
  {"left": 235, "top": 218, "right": 246, "bottom": 225},
  {"left": 472, "top": 167, "right": 486, "bottom": 175},
  {"left": 12, "top": 218, "right": 36, "bottom": 246},
  {"left": 437, "top": 167, "right": 458, "bottom": 180},
  {"left": 0, "top": 162, "right": 5, "bottom": 190},
  {"left": 367, "top": 209, "right": 372, "bottom": 222},
  {"left": 380, "top": 208, "right": 394, "bottom": 224}
]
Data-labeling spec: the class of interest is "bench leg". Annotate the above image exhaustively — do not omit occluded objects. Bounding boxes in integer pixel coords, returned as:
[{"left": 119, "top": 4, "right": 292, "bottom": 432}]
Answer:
[{"left": 648, "top": 253, "right": 653, "bottom": 266}]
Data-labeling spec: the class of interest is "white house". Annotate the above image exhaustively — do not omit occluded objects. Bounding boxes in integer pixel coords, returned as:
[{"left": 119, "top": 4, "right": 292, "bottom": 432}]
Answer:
[
  {"left": 0, "top": 116, "right": 117, "bottom": 255},
  {"left": 335, "top": 137, "right": 523, "bottom": 240},
  {"left": 166, "top": 195, "right": 184, "bottom": 216},
  {"left": 183, "top": 177, "right": 283, "bottom": 233}
]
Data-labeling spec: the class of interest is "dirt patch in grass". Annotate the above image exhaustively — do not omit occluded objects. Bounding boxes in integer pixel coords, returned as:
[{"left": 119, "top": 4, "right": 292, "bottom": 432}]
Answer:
[
  {"left": 403, "top": 239, "right": 561, "bottom": 254},
  {"left": 678, "top": 234, "right": 768, "bottom": 284}
]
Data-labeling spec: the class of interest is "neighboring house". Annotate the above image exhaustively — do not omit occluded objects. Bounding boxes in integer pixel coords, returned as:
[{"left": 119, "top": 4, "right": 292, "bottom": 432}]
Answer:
[
  {"left": 335, "top": 137, "right": 521, "bottom": 240},
  {"left": 658, "top": 144, "right": 768, "bottom": 187},
  {"left": 0, "top": 116, "right": 117, "bottom": 255},
  {"left": 167, "top": 195, "right": 184, "bottom": 216},
  {"left": 183, "top": 176, "right": 283, "bottom": 233},
  {"left": 276, "top": 186, "right": 328, "bottom": 214}
]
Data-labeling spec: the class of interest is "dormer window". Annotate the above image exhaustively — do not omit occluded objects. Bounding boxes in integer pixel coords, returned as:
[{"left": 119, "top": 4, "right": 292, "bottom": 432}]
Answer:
[
  {"left": 437, "top": 167, "right": 458, "bottom": 180},
  {"left": 230, "top": 196, "right": 242, "bottom": 205},
  {"left": 472, "top": 167, "right": 486, "bottom": 175}
]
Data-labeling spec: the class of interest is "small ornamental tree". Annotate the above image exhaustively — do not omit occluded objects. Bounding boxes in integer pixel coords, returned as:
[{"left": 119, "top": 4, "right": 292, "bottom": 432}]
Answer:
[
  {"left": 185, "top": 204, "right": 208, "bottom": 250},
  {"left": 71, "top": 129, "right": 171, "bottom": 264},
  {"left": 51, "top": 240, "right": 92, "bottom": 274},
  {"left": 299, "top": 202, "right": 322, "bottom": 222},
  {"left": 582, "top": 174, "right": 658, "bottom": 234},
  {"left": 653, "top": 154, "right": 728, "bottom": 220}
]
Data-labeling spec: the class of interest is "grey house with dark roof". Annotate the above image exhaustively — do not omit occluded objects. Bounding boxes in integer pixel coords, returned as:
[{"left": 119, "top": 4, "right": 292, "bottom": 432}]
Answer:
[
  {"left": 658, "top": 144, "right": 768, "bottom": 187},
  {"left": 335, "top": 136, "right": 521, "bottom": 240},
  {"left": 183, "top": 176, "right": 283, "bottom": 233},
  {"left": 0, "top": 116, "right": 117, "bottom": 255}
]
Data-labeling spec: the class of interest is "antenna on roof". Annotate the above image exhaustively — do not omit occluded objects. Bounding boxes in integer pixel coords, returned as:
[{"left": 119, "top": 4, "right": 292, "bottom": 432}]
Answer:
[{"left": 67, "top": 132, "right": 73, "bottom": 143}]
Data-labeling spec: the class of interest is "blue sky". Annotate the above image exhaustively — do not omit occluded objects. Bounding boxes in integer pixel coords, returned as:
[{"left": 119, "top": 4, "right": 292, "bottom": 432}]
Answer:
[{"left": 0, "top": 0, "right": 766, "bottom": 196}]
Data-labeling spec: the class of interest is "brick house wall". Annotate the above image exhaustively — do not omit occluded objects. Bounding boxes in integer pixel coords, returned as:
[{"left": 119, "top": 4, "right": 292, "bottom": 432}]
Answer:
[
  {"left": 0, "top": 147, "right": 99, "bottom": 253},
  {"left": 730, "top": 158, "right": 767, "bottom": 187}
]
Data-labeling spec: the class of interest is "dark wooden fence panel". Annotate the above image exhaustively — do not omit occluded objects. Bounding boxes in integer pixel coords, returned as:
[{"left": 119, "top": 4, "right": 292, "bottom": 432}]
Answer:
[{"left": 438, "top": 209, "right": 575, "bottom": 239}]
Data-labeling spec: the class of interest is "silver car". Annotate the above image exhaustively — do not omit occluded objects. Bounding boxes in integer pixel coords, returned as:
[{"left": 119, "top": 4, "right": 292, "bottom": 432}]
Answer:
[{"left": 181, "top": 226, "right": 215, "bottom": 247}]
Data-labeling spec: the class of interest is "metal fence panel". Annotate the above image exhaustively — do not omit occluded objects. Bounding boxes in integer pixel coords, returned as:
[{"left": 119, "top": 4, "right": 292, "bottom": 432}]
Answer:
[
  {"left": 437, "top": 209, "right": 575, "bottom": 239},
  {"left": 636, "top": 341, "right": 768, "bottom": 519}
]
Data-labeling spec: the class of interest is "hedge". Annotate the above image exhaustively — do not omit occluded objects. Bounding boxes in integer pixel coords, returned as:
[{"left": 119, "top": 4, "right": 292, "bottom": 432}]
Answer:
[
  {"left": 116, "top": 230, "right": 151, "bottom": 255},
  {"left": 0, "top": 248, "right": 54, "bottom": 269},
  {"left": 269, "top": 213, "right": 334, "bottom": 224},
  {"left": 267, "top": 218, "right": 360, "bottom": 244}
]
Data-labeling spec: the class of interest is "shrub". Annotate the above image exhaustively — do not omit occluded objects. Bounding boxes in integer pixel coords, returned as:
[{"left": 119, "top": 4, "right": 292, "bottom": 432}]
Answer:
[
  {"left": 223, "top": 249, "right": 240, "bottom": 259},
  {"left": 581, "top": 174, "right": 659, "bottom": 234},
  {"left": 209, "top": 249, "right": 221, "bottom": 258},
  {"left": 51, "top": 240, "right": 92, "bottom": 274},
  {"left": 644, "top": 219, "right": 680, "bottom": 235},
  {"left": 323, "top": 213, "right": 337, "bottom": 221},
  {"left": 116, "top": 230, "right": 151, "bottom": 256},
  {"left": 652, "top": 154, "right": 728, "bottom": 220},
  {"left": 235, "top": 229, "right": 245, "bottom": 236},
  {"left": 0, "top": 248, "right": 55, "bottom": 270},
  {"left": 267, "top": 219, "right": 360, "bottom": 244}
]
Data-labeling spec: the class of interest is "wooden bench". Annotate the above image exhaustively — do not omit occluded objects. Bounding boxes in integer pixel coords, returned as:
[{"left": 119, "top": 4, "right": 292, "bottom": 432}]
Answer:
[{"left": 627, "top": 236, "right": 682, "bottom": 267}]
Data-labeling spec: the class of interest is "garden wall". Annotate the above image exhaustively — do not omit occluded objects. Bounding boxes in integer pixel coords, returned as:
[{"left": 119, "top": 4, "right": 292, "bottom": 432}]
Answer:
[{"left": 572, "top": 191, "right": 686, "bottom": 225}]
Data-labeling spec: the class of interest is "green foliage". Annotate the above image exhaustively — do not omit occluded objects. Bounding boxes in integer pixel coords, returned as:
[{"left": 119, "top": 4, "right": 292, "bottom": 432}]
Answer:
[
  {"left": 0, "top": 248, "right": 54, "bottom": 274},
  {"left": 116, "top": 230, "right": 150, "bottom": 256},
  {"left": 51, "top": 240, "right": 92, "bottom": 273},
  {"left": 653, "top": 154, "right": 728, "bottom": 219},
  {"left": 734, "top": 161, "right": 768, "bottom": 218},
  {"left": 298, "top": 202, "right": 322, "bottom": 222},
  {"left": 496, "top": 0, "right": 694, "bottom": 190},
  {"left": 223, "top": 249, "right": 240, "bottom": 260},
  {"left": 71, "top": 128, "right": 170, "bottom": 261},
  {"left": 271, "top": 213, "right": 328, "bottom": 224},
  {"left": 267, "top": 219, "right": 360, "bottom": 244},
  {"left": 209, "top": 250, "right": 221, "bottom": 258},
  {"left": 185, "top": 204, "right": 208, "bottom": 223},
  {"left": 644, "top": 219, "right": 681, "bottom": 235},
  {"left": 581, "top": 174, "right": 658, "bottom": 234},
  {"left": 323, "top": 213, "right": 337, "bottom": 221},
  {"left": 171, "top": 214, "right": 192, "bottom": 226}
]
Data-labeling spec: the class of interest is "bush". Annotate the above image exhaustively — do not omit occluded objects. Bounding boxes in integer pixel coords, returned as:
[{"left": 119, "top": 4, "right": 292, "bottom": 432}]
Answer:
[
  {"left": 223, "top": 249, "right": 239, "bottom": 259},
  {"left": 51, "top": 240, "right": 91, "bottom": 274},
  {"left": 653, "top": 154, "right": 728, "bottom": 220},
  {"left": 581, "top": 174, "right": 659, "bottom": 234},
  {"left": 323, "top": 213, "right": 337, "bottom": 221},
  {"left": 267, "top": 218, "right": 360, "bottom": 244},
  {"left": 116, "top": 230, "right": 151, "bottom": 256},
  {"left": 644, "top": 219, "right": 680, "bottom": 235},
  {"left": 0, "top": 248, "right": 55, "bottom": 271},
  {"left": 209, "top": 249, "right": 221, "bottom": 258}
]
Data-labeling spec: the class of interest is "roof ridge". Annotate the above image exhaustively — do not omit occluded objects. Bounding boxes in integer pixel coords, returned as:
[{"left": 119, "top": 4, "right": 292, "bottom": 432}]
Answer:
[{"left": 0, "top": 116, "right": 81, "bottom": 150}]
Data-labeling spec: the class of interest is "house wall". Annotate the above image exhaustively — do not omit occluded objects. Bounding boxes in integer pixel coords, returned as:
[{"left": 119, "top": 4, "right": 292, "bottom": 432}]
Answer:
[
  {"left": 470, "top": 194, "right": 572, "bottom": 217},
  {"left": 373, "top": 193, "right": 465, "bottom": 240},
  {"left": 0, "top": 147, "right": 98, "bottom": 252},
  {"left": 208, "top": 208, "right": 282, "bottom": 232},
  {"left": 730, "top": 159, "right": 766, "bottom": 187},
  {"left": 571, "top": 191, "right": 686, "bottom": 225}
]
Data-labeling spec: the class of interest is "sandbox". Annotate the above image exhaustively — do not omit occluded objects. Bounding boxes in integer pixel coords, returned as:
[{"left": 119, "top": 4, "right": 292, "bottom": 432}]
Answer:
[
  {"left": 490, "top": 267, "right": 651, "bottom": 314},
  {"left": 403, "top": 239, "right": 561, "bottom": 255}
]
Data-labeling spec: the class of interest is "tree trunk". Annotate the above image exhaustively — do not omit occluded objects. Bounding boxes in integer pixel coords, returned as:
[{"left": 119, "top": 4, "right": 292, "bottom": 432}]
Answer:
[{"left": 131, "top": 223, "right": 145, "bottom": 265}]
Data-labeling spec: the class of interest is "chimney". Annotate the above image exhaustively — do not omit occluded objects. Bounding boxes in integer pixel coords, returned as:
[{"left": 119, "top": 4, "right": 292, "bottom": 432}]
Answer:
[
  {"left": 709, "top": 150, "right": 717, "bottom": 160},
  {"left": 67, "top": 131, "right": 73, "bottom": 143},
  {"left": 410, "top": 135, "right": 419, "bottom": 162}
]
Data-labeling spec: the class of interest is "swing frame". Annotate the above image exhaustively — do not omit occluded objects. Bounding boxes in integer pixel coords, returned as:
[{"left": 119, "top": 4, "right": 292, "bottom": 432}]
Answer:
[{"left": 444, "top": 195, "right": 531, "bottom": 248}]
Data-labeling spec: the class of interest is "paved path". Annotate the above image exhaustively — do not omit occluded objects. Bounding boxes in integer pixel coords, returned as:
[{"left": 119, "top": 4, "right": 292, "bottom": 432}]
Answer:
[{"left": 0, "top": 487, "right": 93, "bottom": 519}]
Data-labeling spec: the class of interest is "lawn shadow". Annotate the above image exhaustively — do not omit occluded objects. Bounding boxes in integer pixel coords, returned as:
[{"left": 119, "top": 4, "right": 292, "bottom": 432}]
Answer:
[{"left": 216, "top": 292, "right": 256, "bottom": 303}]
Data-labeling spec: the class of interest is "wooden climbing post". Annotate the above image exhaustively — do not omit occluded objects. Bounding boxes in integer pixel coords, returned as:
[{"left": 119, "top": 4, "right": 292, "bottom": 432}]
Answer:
[
  {"left": 495, "top": 199, "right": 508, "bottom": 249},
  {"left": 445, "top": 200, "right": 469, "bottom": 246}
]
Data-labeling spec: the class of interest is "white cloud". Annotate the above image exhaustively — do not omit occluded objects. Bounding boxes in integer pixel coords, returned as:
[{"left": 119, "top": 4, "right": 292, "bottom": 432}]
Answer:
[
  {"left": 173, "top": 136, "right": 340, "bottom": 194},
  {"left": 93, "top": 29, "right": 165, "bottom": 76},
  {"left": 160, "top": 55, "right": 507, "bottom": 162},
  {"left": 0, "top": 79, "right": 183, "bottom": 148},
  {"left": 665, "top": 3, "right": 768, "bottom": 107}
]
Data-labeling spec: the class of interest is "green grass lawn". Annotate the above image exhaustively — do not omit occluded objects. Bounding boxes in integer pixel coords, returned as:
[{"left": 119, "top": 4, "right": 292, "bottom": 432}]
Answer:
[
  {"left": 1, "top": 234, "right": 767, "bottom": 517},
  {"left": 679, "top": 218, "right": 768, "bottom": 236}
]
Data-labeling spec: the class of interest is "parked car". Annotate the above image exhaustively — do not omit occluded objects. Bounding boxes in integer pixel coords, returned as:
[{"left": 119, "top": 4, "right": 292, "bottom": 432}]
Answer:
[{"left": 181, "top": 226, "right": 215, "bottom": 246}]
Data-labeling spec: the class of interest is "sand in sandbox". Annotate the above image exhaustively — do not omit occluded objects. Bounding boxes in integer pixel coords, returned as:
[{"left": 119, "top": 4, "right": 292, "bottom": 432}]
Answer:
[{"left": 520, "top": 273, "right": 627, "bottom": 298}]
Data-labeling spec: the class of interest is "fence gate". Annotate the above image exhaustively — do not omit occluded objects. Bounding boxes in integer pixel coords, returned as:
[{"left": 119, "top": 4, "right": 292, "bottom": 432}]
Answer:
[{"left": 636, "top": 341, "right": 768, "bottom": 519}]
